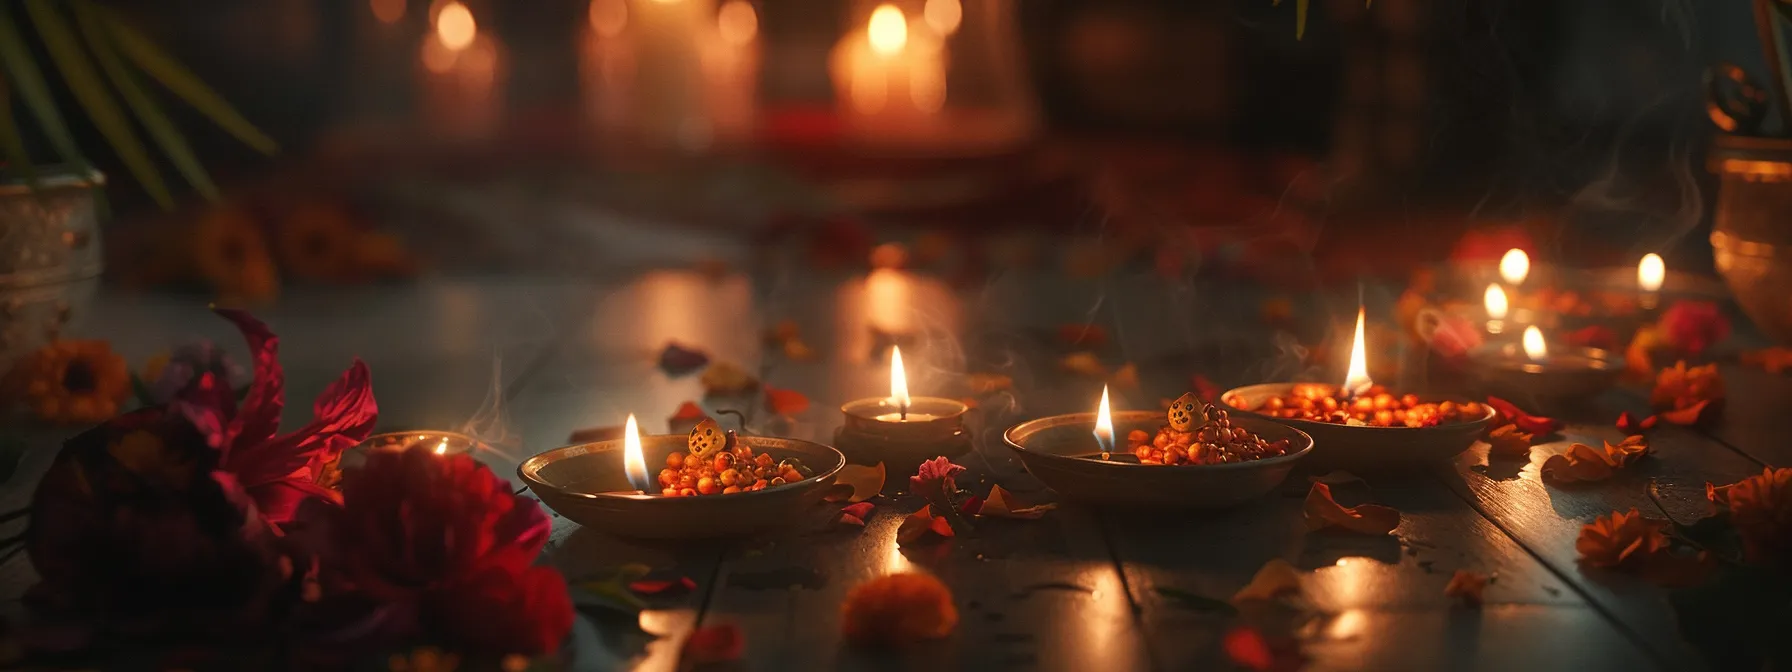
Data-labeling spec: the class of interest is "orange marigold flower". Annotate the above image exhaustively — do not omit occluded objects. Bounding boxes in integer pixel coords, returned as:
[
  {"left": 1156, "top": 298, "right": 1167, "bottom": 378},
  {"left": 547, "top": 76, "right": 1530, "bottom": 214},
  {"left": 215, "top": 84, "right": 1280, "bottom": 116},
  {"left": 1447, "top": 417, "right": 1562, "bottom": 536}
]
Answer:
[
  {"left": 190, "top": 206, "right": 279, "bottom": 305},
  {"left": 278, "top": 203, "right": 360, "bottom": 282},
  {"left": 1576, "top": 508, "right": 1671, "bottom": 569},
  {"left": 1724, "top": 468, "right": 1792, "bottom": 569},
  {"left": 8, "top": 340, "right": 130, "bottom": 424},
  {"left": 1650, "top": 361, "right": 1724, "bottom": 414},
  {"left": 841, "top": 572, "right": 958, "bottom": 648}
]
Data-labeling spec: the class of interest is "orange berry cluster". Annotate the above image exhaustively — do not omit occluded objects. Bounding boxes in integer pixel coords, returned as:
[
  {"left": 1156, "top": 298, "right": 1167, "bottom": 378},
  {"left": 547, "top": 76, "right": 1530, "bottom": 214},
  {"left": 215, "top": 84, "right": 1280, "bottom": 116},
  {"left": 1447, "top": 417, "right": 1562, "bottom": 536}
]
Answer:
[
  {"left": 656, "top": 443, "right": 811, "bottom": 497},
  {"left": 1229, "top": 383, "right": 1486, "bottom": 427},
  {"left": 1125, "top": 407, "right": 1291, "bottom": 465}
]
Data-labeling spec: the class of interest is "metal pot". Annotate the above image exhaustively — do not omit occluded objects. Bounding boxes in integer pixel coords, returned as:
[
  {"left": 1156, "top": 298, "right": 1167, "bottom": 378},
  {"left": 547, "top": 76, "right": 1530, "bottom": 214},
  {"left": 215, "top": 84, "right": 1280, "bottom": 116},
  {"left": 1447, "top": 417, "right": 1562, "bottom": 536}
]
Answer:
[{"left": 0, "top": 168, "right": 105, "bottom": 373}]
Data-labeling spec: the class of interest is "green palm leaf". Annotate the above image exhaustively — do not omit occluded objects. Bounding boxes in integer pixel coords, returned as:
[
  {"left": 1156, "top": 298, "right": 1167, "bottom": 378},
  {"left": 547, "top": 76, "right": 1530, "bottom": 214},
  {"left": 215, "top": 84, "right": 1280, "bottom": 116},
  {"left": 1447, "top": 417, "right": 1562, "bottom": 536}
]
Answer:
[
  {"left": 73, "top": 0, "right": 214, "bottom": 200},
  {"left": 0, "top": 5, "right": 84, "bottom": 170},
  {"left": 0, "top": 78, "right": 40, "bottom": 188},
  {"left": 100, "top": 8, "right": 277, "bottom": 156},
  {"left": 24, "top": 0, "right": 170, "bottom": 208}
]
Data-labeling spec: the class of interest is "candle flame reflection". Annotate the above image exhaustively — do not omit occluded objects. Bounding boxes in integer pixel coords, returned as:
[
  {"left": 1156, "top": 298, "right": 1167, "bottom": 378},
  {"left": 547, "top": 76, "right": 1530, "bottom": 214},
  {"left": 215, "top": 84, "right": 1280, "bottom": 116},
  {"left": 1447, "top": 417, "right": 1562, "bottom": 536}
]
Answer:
[
  {"left": 1093, "top": 385, "right": 1114, "bottom": 456},
  {"left": 434, "top": 438, "right": 449, "bottom": 455},
  {"left": 1484, "top": 284, "right": 1508, "bottom": 320},
  {"left": 890, "top": 346, "right": 911, "bottom": 413},
  {"left": 623, "top": 414, "right": 651, "bottom": 492},
  {"left": 1638, "top": 253, "right": 1665, "bottom": 292},
  {"left": 1523, "top": 326, "right": 1548, "bottom": 362},
  {"left": 1343, "top": 307, "right": 1372, "bottom": 396},
  {"left": 868, "top": 4, "right": 908, "bottom": 56},
  {"left": 1499, "top": 248, "right": 1530, "bottom": 286}
]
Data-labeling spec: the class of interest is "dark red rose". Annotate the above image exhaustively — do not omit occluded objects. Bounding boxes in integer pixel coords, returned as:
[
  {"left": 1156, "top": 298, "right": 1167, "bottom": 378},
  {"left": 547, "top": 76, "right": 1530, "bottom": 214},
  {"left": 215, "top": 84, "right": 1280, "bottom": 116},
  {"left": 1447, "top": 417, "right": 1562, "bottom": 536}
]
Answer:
[
  {"left": 423, "top": 566, "right": 574, "bottom": 656},
  {"left": 303, "top": 446, "right": 571, "bottom": 655},
  {"left": 25, "top": 410, "right": 299, "bottom": 650},
  {"left": 323, "top": 447, "right": 550, "bottom": 599}
]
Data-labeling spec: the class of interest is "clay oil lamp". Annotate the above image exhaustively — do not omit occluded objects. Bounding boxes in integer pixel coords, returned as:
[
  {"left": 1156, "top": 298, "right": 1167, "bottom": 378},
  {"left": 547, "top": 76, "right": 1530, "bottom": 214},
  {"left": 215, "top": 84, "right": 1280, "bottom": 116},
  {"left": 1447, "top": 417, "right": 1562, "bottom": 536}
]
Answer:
[
  {"left": 519, "top": 414, "right": 845, "bottom": 539},
  {"left": 1222, "top": 307, "right": 1496, "bottom": 470},
  {"left": 835, "top": 346, "right": 971, "bottom": 482},
  {"left": 1470, "top": 324, "right": 1620, "bottom": 403},
  {"left": 1003, "top": 386, "right": 1312, "bottom": 509}
]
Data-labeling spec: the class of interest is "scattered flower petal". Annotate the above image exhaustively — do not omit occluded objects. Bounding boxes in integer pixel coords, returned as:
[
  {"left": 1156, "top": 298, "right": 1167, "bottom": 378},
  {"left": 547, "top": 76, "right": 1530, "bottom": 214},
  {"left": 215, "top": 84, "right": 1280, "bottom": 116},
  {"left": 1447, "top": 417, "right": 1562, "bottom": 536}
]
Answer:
[
  {"left": 658, "top": 343, "right": 711, "bottom": 375},
  {"left": 1302, "top": 482, "right": 1400, "bottom": 535},
  {"left": 681, "top": 624, "right": 745, "bottom": 666},
  {"left": 1191, "top": 375, "right": 1221, "bottom": 402},
  {"left": 1444, "top": 570, "right": 1489, "bottom": 607},
  {"left": 1576, "top": 508, "right": 1714, "bottom": 586},
  {"left": 1485, "top": 396, "right": 1559, "bottom": 436},
  {"left": 668, "top": 401, "right": 707, "bottom": 434},
  {"left": 841, "top": 572, "right": 958, "bottom": 648},
  {"left": 700, "top": 362, "right": 758, "bottom": 396},
  {"left": 1712, "top": 468, "right": 1792, "bottom": 568},
  {"left": 1057, "top": 324, "right": 1108, "bottom": 348},
  {"left": 975, "top": 484, "right": 1057, "bottom": 519},
  {"left": 832, "top": 463, "right": 885, "bottom": 503},
  {"left": 628, "top": 576, "right": 696, "bottom": 595},
  {"left": 1657, "top": 399, "right": 1712, "bottom": 426},
  {"left": 1742, "top": 347, "right": 1792, "bottom": 374},
  {"left": 1223, "top": 627, "right": 1275, "bottom": 672},
  {"left": 781, "top": 339, "right": 817, "bottom": 361},
  {"left": 1059, "top": 352, "right": 1106, "bottom": 378},
  {"left": 1232, "top": 559, "right": 1303, "bottom": 603},
  {"left": 764, "top": 385, "right": 811, "bottom": 416},
  {"left": 1485, "top": 424, "right": 1533, "bottom": 459},
  {"left": 897, "top": 507, "right": 954, "bottom": 545},
  {"left": 958, "top": 495, "right": 982, "bottom": 516},
  {"left": 839, "top": 514, "right": 867, "bottom": 527},
  {"left": 841, "top": 502, "right": 875, "bottom": 520},
  {"left": 1624, "top": 326, "right": 1663, "bottom": 382},
  {"left": 910, "top": 457, "right": 965, "bottom": 501}
]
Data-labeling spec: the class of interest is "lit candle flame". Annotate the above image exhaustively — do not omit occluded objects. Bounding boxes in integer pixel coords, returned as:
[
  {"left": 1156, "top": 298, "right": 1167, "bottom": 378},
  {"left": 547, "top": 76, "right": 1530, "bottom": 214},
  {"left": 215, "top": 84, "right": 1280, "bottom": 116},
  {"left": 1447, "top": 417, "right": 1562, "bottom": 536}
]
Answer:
[
  {"left": 923, "top": 0, "right": 962, "bottom": 35},
  {"left": 717, "top": 0, "right": 757, "bottom": 46},
  {"left": 1638, "top": 253, "right": 1665, "bottom": 292},
  {"left": 434, "top": 438, "right": 449, "bottom": 455},
  {"left": 868, "top": 4, "right": 908, "bottom": 56},
  {"left": 1483, "top": 284, "right": 1508, "bottom": 320},
  {"left": 623, "top": 414, "right": 651, "bottom": 492},
  {"left": 1499, "top": 248, "right": 1530, "bottom": 286},
  {"left": 890, "top": 345, "right": 911, "bottom": 416},
  {"left": 1093, "top": 385, "right": 1114, "bottom": 456},
  {"left": 435, "top": 1, "right": 476, "bottom": 51},
  {"left": 1342, "top": 306, "right": 1372, "bottom": 397},
  {"left": 1523, "top": 326, "right": 1548, "bottom": 362}
]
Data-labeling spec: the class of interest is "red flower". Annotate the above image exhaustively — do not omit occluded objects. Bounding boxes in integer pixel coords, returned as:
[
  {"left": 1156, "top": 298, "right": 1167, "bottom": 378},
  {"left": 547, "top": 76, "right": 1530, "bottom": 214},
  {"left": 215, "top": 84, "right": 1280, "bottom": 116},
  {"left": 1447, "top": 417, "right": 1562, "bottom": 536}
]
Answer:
[
  {"left": 1658, "top": 301, "right": 1730, "bottom": 357},
  {"left": 176, "top": 309, "right": 378, "bottom": 524},
  {"left": 423, "top": 566, "right": 573, "bottom": 656},
  {"left": 310, "top": 446, "right": 569, "bottom": 655},
  {"left": 909, "top": 456, "right": 964, "bottom": 499},
  {"left": 25, "top": 411, "right": 299, "bottom": 650}
]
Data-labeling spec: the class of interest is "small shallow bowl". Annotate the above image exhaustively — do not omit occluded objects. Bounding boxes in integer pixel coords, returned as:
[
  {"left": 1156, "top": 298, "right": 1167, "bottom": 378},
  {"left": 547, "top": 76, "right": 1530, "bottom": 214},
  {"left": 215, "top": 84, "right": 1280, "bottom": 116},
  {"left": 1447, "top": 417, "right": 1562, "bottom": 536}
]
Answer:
[
  {"left": 518, "top": 434, "right": 845, "bottom": 540},
  {"left": 1003, "top": 410, "right": 1312, "bottom": 509},
  {"left": 1220, "top": 383, "right": 1496, "bottom": 471},
  {"left": 1469, "top": 342, "right": 1622, "bottom": 401}
]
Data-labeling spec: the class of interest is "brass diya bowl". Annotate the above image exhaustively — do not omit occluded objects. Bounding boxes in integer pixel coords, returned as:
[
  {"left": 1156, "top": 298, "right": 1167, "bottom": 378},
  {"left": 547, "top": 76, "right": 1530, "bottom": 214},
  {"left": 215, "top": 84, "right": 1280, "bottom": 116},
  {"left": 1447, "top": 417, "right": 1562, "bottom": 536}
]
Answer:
[
  {"left": 1220, "top": 383, "right": 1495, "bottom": 471},
  {"left": 344, "top": 430, "right": 485, "bottom": 470},
  {"left": 1469, "top": 342, "right": 1622, "bottom": 401},
  {"left": 1003, "top": 411, "right": 1312, "bottom": 509},
  {"left": 518, "top": 434, "right": 845, "bottom": 540}
]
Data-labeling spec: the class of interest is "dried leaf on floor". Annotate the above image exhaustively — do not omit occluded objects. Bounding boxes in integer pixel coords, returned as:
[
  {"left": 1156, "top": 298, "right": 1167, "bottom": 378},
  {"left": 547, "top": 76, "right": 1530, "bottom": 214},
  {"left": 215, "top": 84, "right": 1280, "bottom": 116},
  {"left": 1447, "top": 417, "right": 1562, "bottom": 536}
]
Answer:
[
  {"left": 975, "top": 484, "right": 1057, "bottom": 519},
  {"left": 1443, "top": 570, "right": 1488, "bottom": 607},
  {"left": 831, "top": 463, "right": 886, "bottom": 503},
  {"left": 1232, "top": 559, "right": 1304, "bottom": 603}
]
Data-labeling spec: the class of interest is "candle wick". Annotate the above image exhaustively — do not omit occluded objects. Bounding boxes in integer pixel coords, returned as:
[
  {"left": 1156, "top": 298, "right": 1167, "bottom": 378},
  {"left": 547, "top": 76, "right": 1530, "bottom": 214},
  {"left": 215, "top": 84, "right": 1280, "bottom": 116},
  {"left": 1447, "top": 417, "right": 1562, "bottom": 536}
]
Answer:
[{"left": 899, "top": 403, "right": 909, "bottom": 421}]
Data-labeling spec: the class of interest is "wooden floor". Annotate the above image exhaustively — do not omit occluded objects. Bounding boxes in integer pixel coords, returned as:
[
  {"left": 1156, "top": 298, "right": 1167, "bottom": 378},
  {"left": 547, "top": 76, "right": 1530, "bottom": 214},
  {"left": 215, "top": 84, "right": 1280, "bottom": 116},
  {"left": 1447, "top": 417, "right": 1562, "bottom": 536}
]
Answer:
[{"left": 1, "top": 269, "right": 1782, "bottom": 671}]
